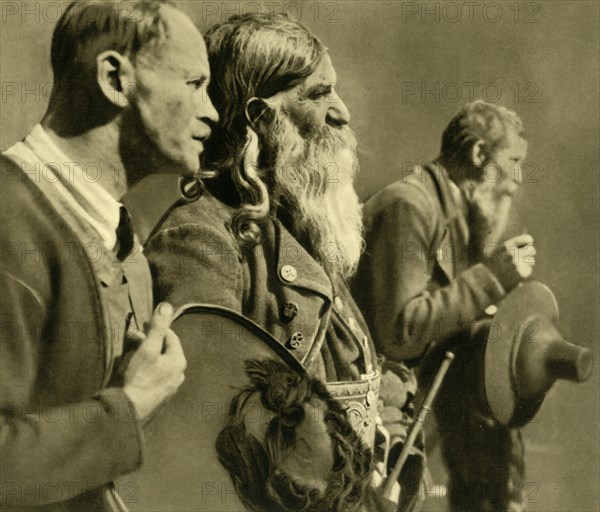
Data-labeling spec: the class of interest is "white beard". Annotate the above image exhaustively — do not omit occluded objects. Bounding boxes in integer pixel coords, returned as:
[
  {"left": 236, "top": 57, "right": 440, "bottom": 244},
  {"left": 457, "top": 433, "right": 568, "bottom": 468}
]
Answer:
[
  {"left": 462, "top": 176, "right": 513, "bottom": 255},
  {"left": 267, "top": 111, "right": 364, "bottom": 278}
]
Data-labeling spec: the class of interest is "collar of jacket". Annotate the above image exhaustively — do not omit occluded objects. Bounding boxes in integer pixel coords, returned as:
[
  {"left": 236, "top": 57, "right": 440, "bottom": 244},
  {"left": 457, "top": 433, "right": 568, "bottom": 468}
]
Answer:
[
  {"left": 422, "top": 162, "right": 465, "bottom": 225},
  {"left": 422, "top": 162, "right": 470, "bottom": 280},
  {"left": 272, "top": 218, "right": 334, "bottom": 302}
]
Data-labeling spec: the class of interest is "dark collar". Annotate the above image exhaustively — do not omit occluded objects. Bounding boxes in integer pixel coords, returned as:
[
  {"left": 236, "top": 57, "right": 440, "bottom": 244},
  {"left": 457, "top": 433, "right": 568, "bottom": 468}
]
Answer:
[
  {"left": 423, "top": 162, "right": 470, "bottom": 242},
  {"left": 422, "top": 162, "right": 464, "bottom": 223}
]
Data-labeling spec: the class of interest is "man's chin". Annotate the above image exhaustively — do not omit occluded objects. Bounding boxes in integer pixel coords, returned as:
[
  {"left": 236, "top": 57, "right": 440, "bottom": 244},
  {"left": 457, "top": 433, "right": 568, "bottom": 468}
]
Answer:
[
  {"left": 165, "top": 155, "right": 201, "bottom": 176},
  {"left": 500, "top": 182, "right": 520, "bottom": 198}
]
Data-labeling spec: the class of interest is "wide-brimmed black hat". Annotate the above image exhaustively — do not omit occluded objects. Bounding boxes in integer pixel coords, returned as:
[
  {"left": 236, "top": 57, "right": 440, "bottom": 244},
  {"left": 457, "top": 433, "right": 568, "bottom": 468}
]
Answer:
[
  {"left": 114, "top": 304, "right": 307, "bottom": 512},
  {"left": 484, "top": 281, "right": 593, "bottom": 427}
]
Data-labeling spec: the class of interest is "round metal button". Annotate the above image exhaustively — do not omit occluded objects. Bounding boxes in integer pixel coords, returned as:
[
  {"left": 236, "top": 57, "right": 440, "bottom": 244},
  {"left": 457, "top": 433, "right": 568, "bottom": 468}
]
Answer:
[
  {"left": 280, "top": 264, "right": 298, "bottom": 282},
  {"left": 485, "top": 304, "right": 498, "bottom": 316},
  {"left": 347, "top": 317, "right": 356, "bottom": 328},
  {"left": 288, "top": 332, "right": 304, "bottom": 349},
  {"left": 281, "top": 302, "right": 299, "bottom": 321},
  {"left": 334, "top": 296, "right": 344, "bottom": 310}
]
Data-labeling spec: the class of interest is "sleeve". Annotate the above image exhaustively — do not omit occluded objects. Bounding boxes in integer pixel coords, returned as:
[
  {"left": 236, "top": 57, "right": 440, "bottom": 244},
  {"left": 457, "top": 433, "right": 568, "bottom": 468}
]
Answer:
[
  {"left": 362, "top": 188, "right": 505, "bottom": 362},
  {"left": 0, "top": 272, "right": 144, "bottom": 506},
  {"left": 144, "top": 222, "right": 244, "bottom": 312}
]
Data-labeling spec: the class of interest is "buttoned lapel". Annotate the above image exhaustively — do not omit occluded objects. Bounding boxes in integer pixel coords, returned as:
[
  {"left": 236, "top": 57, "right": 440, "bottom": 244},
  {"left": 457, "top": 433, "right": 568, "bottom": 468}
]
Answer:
[
  {"left": 275, "top": 220, "right": 333, "bottom": 302},
  {"left": 272, "top": 220, "right": 333, "bottom": 368}
]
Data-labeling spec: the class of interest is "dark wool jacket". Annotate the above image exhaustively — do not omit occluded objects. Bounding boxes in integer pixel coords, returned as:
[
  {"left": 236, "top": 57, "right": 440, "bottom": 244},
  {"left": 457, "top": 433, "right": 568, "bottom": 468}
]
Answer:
[
  {"left": 0, "top": 157, "right": 150, "bottom": 512},
  {"left": 144, "top": 186, "right": 378, "bottom": 384},
  {"left": 139, "top": 178, "right": 427, "bottom": 511},
  {"left": 352, "top": 163, "right": 506, "bottom": 363}
]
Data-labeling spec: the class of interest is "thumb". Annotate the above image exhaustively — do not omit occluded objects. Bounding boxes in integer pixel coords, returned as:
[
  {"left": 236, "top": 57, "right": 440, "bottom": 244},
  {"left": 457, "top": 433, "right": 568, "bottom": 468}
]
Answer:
[{"left": 144, "top": 302, "right": 174, "bottom": 352}]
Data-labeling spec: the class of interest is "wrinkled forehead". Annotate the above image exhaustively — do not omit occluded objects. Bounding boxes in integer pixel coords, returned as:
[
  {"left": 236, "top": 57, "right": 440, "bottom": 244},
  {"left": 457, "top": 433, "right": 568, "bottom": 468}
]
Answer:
[
  {"left": 266, "top": 52, "right": 336, "bottom": 106},
  {"left": 301, "top": 52, "right": 337, "bottom": 89},
  {"left": 499, "top": 128, "right": 528, "bottom": 154}
]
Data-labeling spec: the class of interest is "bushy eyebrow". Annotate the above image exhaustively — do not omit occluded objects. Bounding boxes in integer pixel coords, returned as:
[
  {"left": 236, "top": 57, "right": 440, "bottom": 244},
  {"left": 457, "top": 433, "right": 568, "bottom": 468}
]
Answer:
[{"left": 302, "top": 82, "right": 335, "bottom": 100}]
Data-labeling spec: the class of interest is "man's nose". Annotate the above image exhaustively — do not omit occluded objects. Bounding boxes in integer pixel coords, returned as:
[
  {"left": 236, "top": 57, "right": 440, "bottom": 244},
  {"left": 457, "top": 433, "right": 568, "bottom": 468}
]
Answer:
[
  {"left": 326, "top": 93, "right": 351, "bottom": 127},
  {"left": 197, "top": 95, "right": 220, "bottom": 125}
]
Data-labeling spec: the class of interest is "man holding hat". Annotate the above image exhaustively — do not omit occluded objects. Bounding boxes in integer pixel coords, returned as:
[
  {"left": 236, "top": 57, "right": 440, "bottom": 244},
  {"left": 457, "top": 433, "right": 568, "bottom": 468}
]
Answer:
[
  {"left": 0, "top": 1, "right": 218, "bottom": 509},
  {"left": 352, "top": 101, "right": 535, "bottom": 512},
  {"left": 144, "top": 12, "right": 421, "bottom": 512},
  {"left": 117, "top": 304, "right": 391, "bottom": 511}
]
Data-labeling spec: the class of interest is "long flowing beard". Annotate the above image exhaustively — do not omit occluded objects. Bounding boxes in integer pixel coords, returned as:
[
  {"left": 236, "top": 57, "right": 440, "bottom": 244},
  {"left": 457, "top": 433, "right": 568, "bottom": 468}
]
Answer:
[
  {"left": 463, "top": 178, "right": 513, "bottom": 258},
  {"left": 267, "top": 112, "right": 364, "bottom": 278}
]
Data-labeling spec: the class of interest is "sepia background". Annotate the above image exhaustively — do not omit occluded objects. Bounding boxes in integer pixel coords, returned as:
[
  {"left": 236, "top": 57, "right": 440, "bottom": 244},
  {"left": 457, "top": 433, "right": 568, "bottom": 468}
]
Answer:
[{"left": 1, "top": 1, "right": 598, "bottom": 510}]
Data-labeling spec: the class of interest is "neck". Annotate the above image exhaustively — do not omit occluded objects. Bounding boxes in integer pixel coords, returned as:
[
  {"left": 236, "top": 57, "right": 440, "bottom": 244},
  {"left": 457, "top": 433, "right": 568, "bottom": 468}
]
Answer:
[{"left": 42, "top": 115, "right": 128, "bottom": 200}]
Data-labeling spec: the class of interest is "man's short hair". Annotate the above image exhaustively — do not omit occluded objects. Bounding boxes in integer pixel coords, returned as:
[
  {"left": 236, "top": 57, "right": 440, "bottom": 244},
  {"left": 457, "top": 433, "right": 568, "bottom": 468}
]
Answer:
[
  {"left": 216, "top": 359, "right": 382, "bottom": 512},
  {"left": 51, "top": 0, "right": 176, "bottom": 87},
  {"left": 440, "top": 100, "right": 526, "bottom": 166}
]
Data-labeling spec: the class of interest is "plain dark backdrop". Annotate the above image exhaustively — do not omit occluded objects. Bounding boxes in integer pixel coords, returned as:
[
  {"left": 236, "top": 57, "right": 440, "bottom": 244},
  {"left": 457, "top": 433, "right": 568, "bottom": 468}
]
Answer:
[{"left": 1, "top": 1, "right": 598, "bottom": 510}]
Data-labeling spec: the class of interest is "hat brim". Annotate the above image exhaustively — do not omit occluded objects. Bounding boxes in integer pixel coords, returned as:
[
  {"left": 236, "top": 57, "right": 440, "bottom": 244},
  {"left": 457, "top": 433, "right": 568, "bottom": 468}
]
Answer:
[
  {"left": 116, "top": 303, "right": 305, "bottom": 511},
  {"left": 484, "top": 281, "right": 558, "bottom": 426}
]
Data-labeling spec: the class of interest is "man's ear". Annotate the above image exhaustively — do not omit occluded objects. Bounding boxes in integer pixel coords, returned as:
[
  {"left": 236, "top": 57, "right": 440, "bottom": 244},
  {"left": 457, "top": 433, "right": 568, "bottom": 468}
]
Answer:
[
  {"left": 471, "top": 139, "right": 488, "bottom": 168},
  {"left": 245, "top": 97, "right": 275, "bottom": 134},
  {"left": 96, "top": 50, "right": 135, "bottom": 108}
]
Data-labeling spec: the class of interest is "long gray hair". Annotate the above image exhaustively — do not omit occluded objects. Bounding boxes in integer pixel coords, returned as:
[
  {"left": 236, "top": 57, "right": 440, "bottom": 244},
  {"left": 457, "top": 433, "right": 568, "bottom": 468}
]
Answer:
[{"left": 203, "top": 14, "right": 326, "bottom": 247}]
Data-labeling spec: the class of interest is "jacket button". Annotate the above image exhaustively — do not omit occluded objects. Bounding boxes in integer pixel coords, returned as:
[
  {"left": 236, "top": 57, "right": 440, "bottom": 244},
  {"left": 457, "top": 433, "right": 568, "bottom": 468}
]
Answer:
[
  {"left": 288, "top": 332, "right": 304, "bottom": 349},
  {"left": 280, "top": 264, "right": 297, "bottom": 282},
  {"left": 334, "top": 296, "right": 344, "bottom": 311},
  {"left": 485, "top": 304, "right": 498, "bottom": 316},
  {"left": 281, "top": 302, "right": 299, "bottom": 321},
  {"left": 347, "top": 316, "right": 356, "bottom": 328}
]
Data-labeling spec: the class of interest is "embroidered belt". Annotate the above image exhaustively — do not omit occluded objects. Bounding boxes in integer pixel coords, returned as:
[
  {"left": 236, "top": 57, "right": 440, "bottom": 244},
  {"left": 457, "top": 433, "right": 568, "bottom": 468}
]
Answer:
[{"left": 326, "top": 371, "right": 381, "bottom": 449}]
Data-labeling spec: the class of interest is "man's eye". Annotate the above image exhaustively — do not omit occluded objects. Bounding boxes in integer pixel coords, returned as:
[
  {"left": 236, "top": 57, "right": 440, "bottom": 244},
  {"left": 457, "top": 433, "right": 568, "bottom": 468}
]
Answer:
[
  {"left": 187, "top": 79, "right": 203, "bottom": 89},
  {"left": 308, "top": 85, "right": 334, "bottom": 101}
]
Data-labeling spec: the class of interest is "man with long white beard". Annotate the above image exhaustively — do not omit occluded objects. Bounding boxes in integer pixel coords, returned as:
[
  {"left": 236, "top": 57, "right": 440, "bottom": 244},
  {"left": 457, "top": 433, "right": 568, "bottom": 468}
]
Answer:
[
  {"left": 144, "top": 13, "right": 422, "bottom": 512},
  {"left": 352, "top": 101, "right": 536, "bottom": 512}
]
